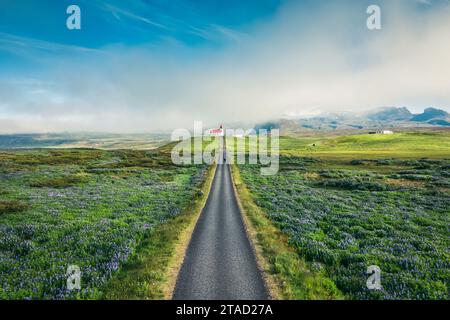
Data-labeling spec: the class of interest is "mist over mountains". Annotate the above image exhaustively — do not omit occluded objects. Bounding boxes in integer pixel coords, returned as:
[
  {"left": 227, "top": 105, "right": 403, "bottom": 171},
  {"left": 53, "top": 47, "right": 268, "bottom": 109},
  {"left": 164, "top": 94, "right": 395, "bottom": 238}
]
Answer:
[{"left": 255, "top": 107, "right": 450, "bottom": 134}]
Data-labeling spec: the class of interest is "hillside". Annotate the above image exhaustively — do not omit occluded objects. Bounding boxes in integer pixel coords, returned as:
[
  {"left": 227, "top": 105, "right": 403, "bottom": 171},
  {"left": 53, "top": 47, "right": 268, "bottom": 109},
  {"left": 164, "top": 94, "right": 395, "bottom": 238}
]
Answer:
[
  {"left": 367, "top": 107, "right": 413, "bottom": 121},
  {"left": 411, "top": 107, "right": 450, "bottom": 122}
]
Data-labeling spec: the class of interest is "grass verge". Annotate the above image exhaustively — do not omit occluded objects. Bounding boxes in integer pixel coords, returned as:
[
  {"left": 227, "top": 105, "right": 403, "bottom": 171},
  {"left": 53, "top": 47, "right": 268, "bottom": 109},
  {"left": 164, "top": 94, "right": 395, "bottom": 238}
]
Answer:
[
  {"left": 101, "top": 164, "right": 217, "bottom": 299},
  {"left": 230, "top": 164, "right": 343, "bottom": 300}
]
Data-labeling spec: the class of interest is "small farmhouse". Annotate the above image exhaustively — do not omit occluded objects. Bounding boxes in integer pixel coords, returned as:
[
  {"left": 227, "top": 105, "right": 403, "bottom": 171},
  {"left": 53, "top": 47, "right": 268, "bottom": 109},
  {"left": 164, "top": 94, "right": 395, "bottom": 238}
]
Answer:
[{"left": 369, "top": 130, "right": 394, "bottom": 135}]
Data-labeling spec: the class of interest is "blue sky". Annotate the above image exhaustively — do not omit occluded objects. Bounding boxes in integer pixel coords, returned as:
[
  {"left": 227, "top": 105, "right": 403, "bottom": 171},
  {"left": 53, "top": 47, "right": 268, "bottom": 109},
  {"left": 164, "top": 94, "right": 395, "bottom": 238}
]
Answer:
[
  {"left": 0, "top": 0, "right": 449, "bottom": 132},
  {"left": 0, "top": 0, "right": 283, "bottom": 68}
]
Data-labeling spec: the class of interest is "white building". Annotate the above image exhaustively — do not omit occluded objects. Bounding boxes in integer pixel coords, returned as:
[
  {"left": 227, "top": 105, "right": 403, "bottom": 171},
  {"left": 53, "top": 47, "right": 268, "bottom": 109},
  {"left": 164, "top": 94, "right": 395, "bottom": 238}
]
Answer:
[{"left": 369, "top": 130, "right": 394, "bottom": 135}]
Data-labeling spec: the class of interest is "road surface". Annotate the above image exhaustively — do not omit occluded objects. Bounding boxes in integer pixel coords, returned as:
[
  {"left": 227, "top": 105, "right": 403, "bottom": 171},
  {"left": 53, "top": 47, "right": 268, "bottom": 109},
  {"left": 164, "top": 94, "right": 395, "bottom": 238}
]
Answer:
[{"left": 173, "top": 144, "right": 268, "bottom": 300}]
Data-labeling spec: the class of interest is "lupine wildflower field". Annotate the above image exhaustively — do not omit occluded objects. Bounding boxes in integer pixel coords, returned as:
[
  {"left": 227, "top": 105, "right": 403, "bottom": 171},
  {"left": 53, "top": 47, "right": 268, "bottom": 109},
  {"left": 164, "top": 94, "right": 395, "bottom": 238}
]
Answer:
[
  {"left": 0, "top": 148, "right": 207, "bottom": 299},
  {"left": 236, "top": 132, "right": 450, "bottom": 299}
]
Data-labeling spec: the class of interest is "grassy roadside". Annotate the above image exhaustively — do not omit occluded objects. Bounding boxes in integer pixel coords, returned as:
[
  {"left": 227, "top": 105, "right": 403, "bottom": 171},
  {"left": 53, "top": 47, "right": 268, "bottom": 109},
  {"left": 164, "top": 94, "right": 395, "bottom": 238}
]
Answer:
[
  {"left": 102, "top": 164, "right": 217, "bottom": 299},
  {"left": 230, "top": 165, "right": 343, "bottom": 300}
]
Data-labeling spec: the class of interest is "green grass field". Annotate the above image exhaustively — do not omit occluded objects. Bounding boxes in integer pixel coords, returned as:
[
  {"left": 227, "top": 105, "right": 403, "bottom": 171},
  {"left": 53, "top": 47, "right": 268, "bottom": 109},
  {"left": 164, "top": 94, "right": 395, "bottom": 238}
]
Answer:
[
  {"left": 279, "top": 131, "right": 450, "bottom": 159},
  {"left": 0, "top": 147, "right": 209, "bottom": 299},
  {"left": 0, "top": 131, "right": 448, "bottom": 300},
  {"left": 233, "top": 131, "right": 450, "bottom": 299}
]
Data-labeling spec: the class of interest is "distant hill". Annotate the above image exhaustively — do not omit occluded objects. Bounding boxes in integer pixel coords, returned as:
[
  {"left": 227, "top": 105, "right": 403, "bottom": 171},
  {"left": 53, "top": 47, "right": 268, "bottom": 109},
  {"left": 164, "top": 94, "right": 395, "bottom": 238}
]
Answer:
[
  {"left": 0, "top": 133, "right": 169, "bottom": 149},
  {"left": 427, "top": 119, "right": 450, "bottom": 126},
  {"left": 0, "top": 134, "right": 75, "bottom": 149},
  {"left": 254, "top": 121, "right": 280, "bottom": 131},
  {"left": 367, "top": 107, "right": 413, "bottom": 121},
  {"left": 411, "top": 107, "right": 449, "bottom": 122}
]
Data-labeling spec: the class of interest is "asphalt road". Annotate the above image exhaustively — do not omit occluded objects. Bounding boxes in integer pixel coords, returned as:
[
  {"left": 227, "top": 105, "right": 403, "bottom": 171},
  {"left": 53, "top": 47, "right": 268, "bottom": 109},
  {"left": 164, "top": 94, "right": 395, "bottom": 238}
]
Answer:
[{"left": 173, "top": 147, "right": 268, "bottom": 300}]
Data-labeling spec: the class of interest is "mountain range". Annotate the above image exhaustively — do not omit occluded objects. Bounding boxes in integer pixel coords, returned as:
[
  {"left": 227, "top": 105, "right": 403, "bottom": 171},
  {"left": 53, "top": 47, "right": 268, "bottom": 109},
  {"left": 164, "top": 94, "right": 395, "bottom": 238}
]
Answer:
[{"left": 255, "top": 107, "right": 450, "bottom": 134}]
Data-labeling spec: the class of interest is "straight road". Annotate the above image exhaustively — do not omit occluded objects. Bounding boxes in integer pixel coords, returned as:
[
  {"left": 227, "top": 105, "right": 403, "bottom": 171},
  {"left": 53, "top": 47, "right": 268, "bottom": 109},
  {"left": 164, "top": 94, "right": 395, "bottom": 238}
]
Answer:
[{"left": 173, "top": 143, "right": 268, "bottom": 300}]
